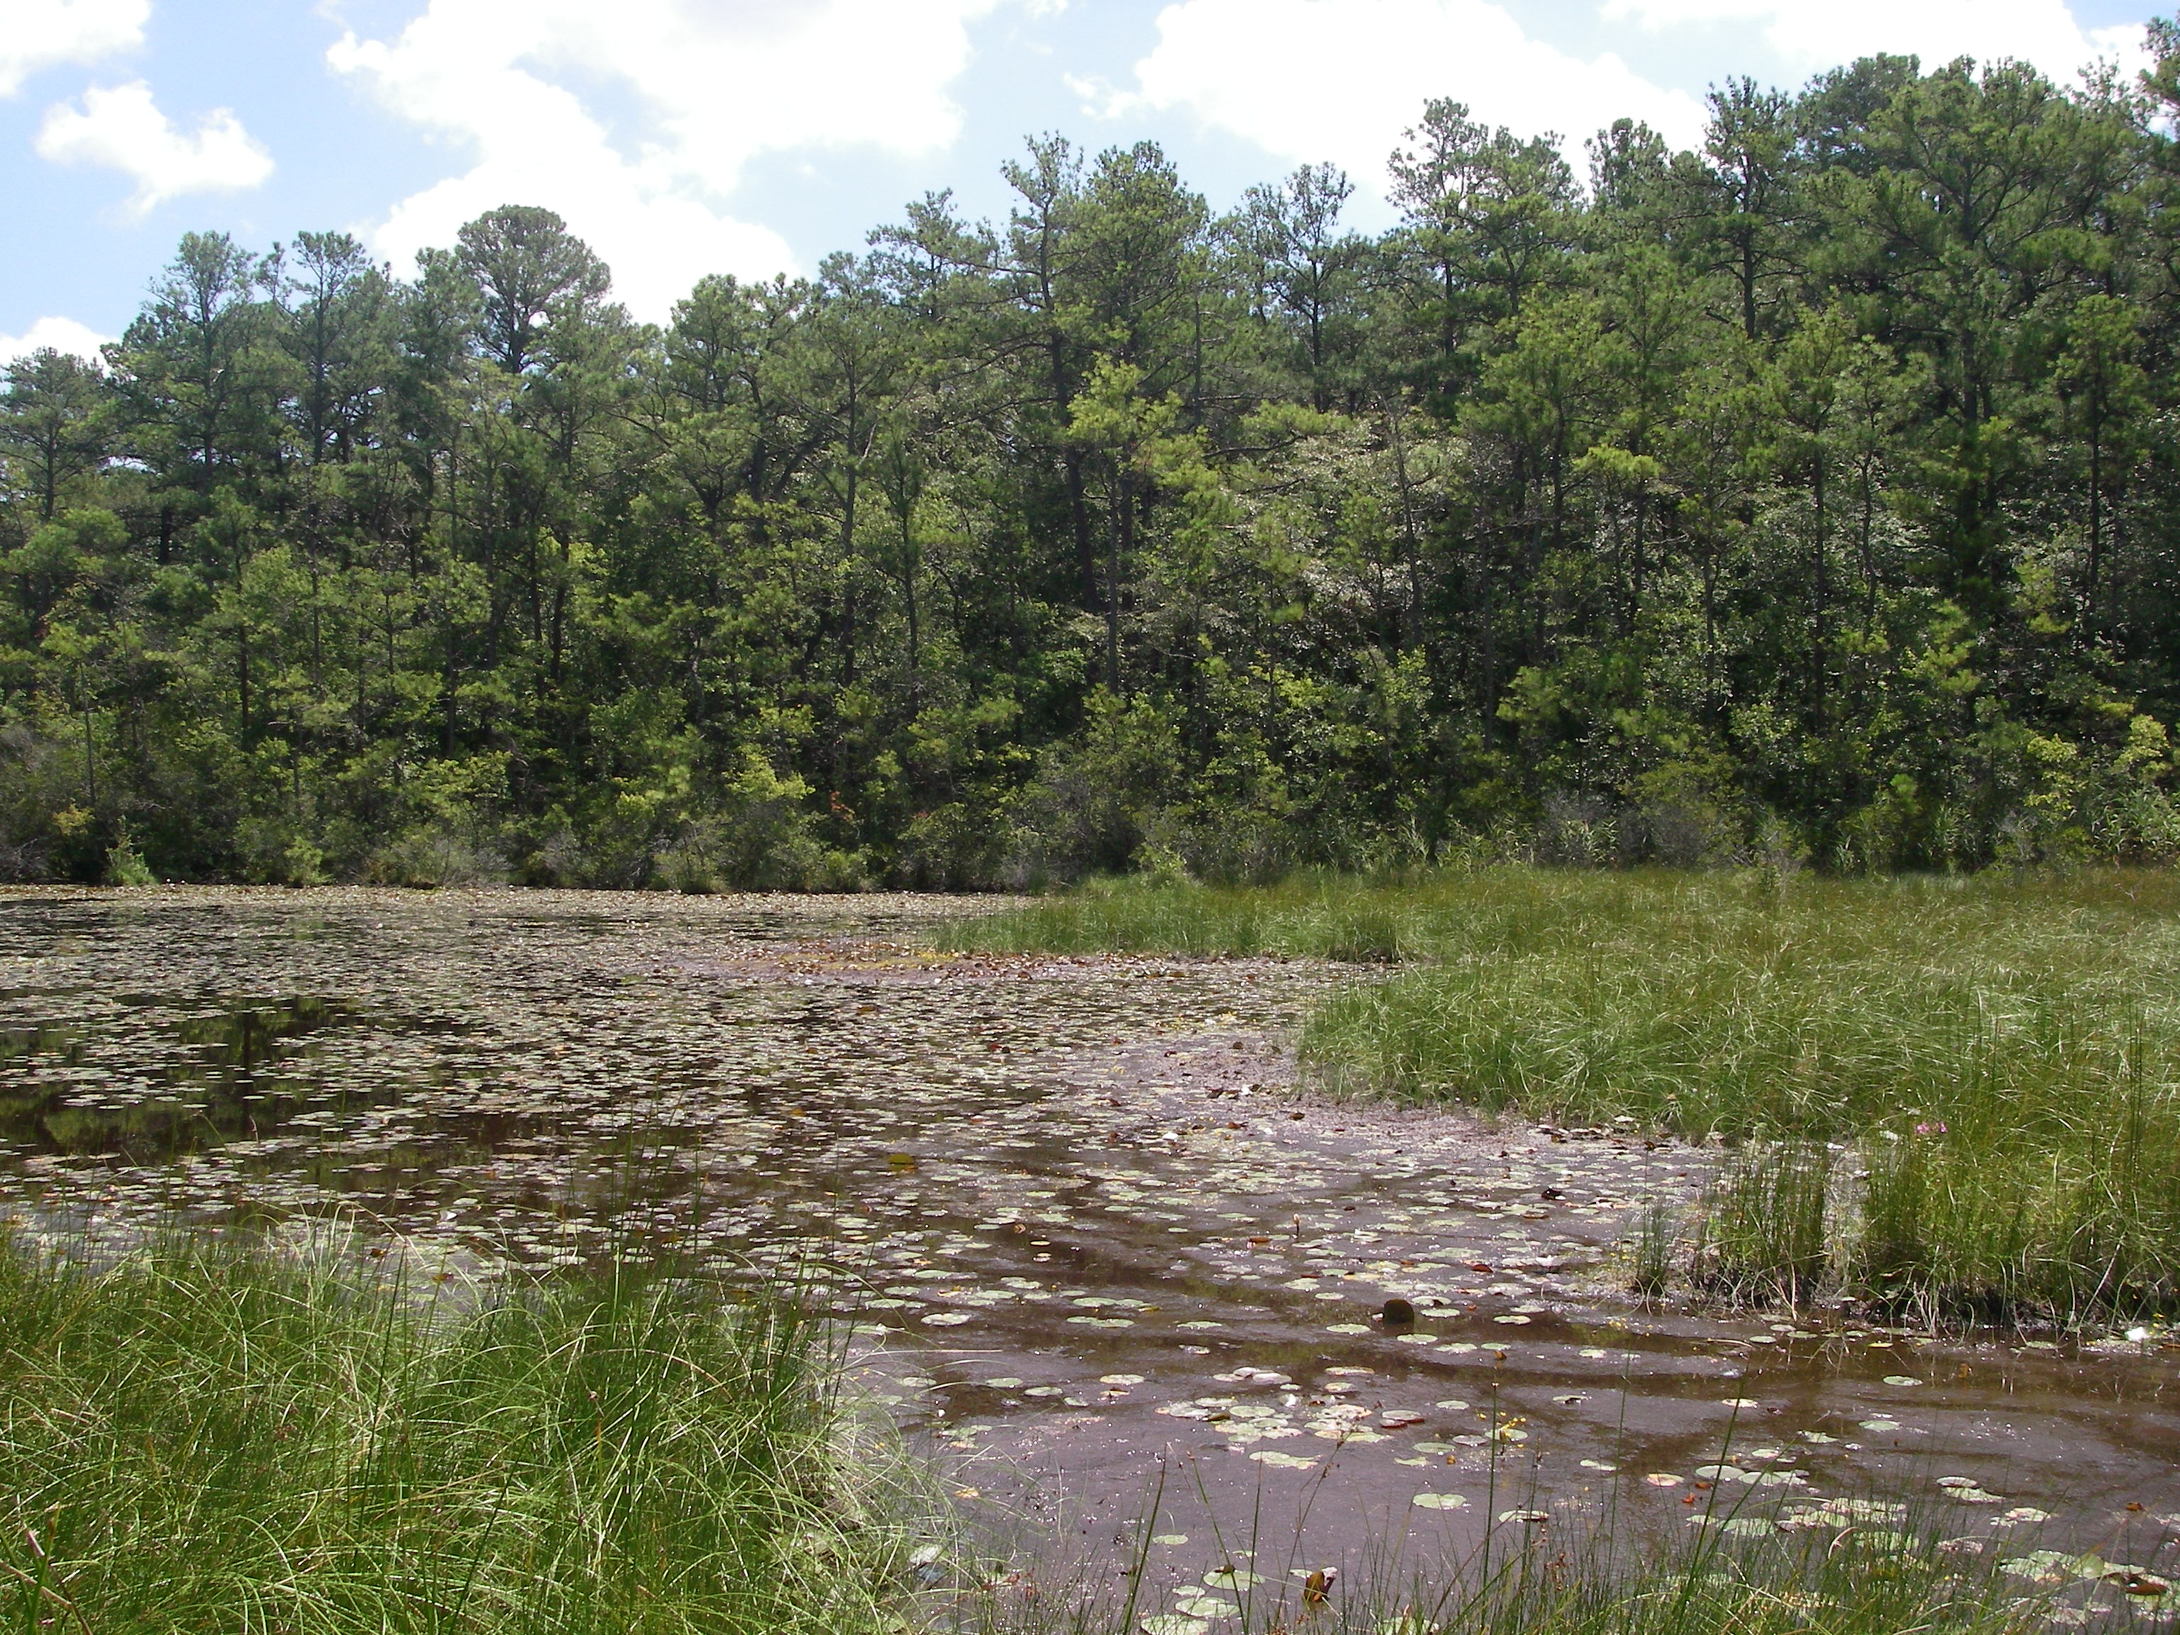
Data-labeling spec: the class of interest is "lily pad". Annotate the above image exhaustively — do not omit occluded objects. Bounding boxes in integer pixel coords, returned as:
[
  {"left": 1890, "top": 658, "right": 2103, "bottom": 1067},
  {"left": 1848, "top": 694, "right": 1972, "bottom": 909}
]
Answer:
[{"left": 1203, "top": 1568, "right": 1264, "bottom": 1590}]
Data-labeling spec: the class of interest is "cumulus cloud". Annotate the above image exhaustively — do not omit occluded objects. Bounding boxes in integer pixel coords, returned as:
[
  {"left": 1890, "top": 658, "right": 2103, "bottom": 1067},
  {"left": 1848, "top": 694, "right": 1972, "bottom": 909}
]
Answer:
[
  {"left": 1082, "top": 0, "right": 1708, "bottom": 206},
  {"left": 1088, "top": 0, "right": 2149, "bottom": 214},
  {"left": 327, "top": 0, "right": 1011, "bottom": 320},
  {"left": 1601, "top": 0, "right": 2148, "bottom": 85},
  {"left": 0, "top": 316, "right": 111, "bottom": 365},
  {"left": 0, "top": 0, "right": 147, "bottom": 97},
  {"left": 36, "top": 80, "right": 274, "bottom": 215}
]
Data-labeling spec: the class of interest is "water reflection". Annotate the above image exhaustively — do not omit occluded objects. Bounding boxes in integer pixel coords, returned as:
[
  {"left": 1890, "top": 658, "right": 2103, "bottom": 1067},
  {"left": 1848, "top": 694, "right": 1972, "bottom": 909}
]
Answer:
[
  {"left": 0, "top": 885, "right": 2172, "bottom": 1578},
  {"left": 0, "top": 996, "right": 425, "bottom": 1163}
]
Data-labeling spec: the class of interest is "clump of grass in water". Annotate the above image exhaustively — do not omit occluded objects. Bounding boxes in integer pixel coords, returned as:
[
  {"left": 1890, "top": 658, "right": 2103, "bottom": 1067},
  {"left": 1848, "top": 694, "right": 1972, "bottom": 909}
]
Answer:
[
  {"left": 1010, "top": 1470, "right": 2070, "bottom": 1635},
  {"left": 1690, "top": 1142, "right": 1838, "bottom": 1304},
  {"left": 1376, "top": 1513, "right": 2053, "bottom": 1635},
  {"left": 955, "top": 867, "right": 2180, "bottom": 1323},
  {"left": 1628, "top": 1200, "right": 1685, "bottom": 1299},
  {"left": 0, "top": 1227, "right": 936, "bottom": 1635}
]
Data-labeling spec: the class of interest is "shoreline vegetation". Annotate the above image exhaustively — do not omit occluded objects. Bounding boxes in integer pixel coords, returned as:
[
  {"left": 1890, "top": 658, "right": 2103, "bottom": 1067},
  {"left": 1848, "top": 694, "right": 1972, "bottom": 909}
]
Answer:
[
  {"left": 947, "top": 867, "right": 2180, "bottom": 1328},
  {"left": 0, "top": 880, "right": 2170, "bottom": 1629},
  {"left": 0, "top": 1228, "right": 937, "bottom": 1635},
  {"left": 0, "top": 1226, "right": 2135, "bottom": 1635}
]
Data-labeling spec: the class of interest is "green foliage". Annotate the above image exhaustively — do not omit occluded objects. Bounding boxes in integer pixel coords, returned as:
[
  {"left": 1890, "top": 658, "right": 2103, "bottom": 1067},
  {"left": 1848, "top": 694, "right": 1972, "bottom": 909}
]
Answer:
[
  {"left": 7, "top": 47, "right": 2180, "bottom": 883},
  {"left": 102, "top": 820, "right": 155, "bottom": 886},
  {"left": 0, "top": 1230, "right": 2069, "bottom": 1635},
  {"left": 0, "top": 1230, "right": 933, "bottom": 1634},
  {"left": 959, "top": 866, "right": 2180, "bottom": 1322}
]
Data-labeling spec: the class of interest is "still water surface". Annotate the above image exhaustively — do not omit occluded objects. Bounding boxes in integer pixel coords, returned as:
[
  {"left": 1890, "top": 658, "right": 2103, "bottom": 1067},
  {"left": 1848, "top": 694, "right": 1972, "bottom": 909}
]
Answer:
[{"left": 0, "top": 886, "right": 2173, "bottom": 1589}]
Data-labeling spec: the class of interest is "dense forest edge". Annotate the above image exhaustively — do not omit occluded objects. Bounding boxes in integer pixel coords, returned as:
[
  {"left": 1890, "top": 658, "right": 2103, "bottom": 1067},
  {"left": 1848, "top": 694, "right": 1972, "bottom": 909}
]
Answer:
[{"left": 12, "top": 36, "right": 2180, "bottom": 888}]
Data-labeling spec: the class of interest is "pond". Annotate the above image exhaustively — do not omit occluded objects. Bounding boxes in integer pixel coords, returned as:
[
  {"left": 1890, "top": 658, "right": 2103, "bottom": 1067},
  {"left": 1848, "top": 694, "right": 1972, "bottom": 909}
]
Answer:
[{"left": 0, "top": 886, "right": 2174, "bottom": 1595}]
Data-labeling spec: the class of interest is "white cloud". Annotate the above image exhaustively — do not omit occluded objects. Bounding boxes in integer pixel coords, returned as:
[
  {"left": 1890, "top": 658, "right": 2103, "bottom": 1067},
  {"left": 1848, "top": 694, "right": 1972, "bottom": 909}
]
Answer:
[
  {"left": 1600, "top": 0, "right": 2148, "bottom": 87},
  {"left": 1085, "top": 0, "right": 1707, "bottom": 212},
  {"left": 35, "top": 80, "right": 274, "bottom": 215},
  {"left": 327, "top": 0, "right": 1011, "bottom": 320},
  {"left": 0, "top": 316, "right": 111, "bottom": 365},
  {"left": 0, "top": 0, "right": 147, "bottom": 97}
]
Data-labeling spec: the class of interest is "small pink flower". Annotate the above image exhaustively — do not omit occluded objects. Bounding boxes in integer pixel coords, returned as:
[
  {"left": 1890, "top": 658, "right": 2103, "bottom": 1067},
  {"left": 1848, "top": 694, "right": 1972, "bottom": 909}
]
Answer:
[{"left": 1913, "top": 1120, "right": 1947, "bottom": 1136}]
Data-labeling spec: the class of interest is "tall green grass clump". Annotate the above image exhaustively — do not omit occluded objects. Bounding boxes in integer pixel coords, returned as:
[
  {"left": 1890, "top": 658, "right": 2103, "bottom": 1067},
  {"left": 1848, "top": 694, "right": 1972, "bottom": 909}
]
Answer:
[
  {"left": 1361, "top": 1510, "right": 2058, "bottom": 1635},
  {"left": 959, "top": 868, "right": 2180, "bottom": 1322},
  {"left": 0, "top": 1230, "right": 931, "bottom": 1635},
  {"left": 1036, "top": 1478, "right": 2078, "bottom": 1635},
  {"left": 1308, "top": 870, "right": 2180, "bottom": 1320}
]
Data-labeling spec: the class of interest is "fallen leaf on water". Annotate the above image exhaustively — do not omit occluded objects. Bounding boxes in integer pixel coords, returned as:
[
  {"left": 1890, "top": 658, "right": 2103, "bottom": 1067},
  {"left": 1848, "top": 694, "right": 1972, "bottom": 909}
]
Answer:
[{"left": 2109, "top": 1572, "right": 2171, "bottom": 1597}]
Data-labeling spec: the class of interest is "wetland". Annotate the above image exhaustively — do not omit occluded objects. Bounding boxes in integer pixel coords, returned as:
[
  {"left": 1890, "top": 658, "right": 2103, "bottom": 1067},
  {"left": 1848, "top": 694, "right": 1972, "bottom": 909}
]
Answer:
[{"left": 1, "top": 884, "right": 2177, "bottom": 1628}]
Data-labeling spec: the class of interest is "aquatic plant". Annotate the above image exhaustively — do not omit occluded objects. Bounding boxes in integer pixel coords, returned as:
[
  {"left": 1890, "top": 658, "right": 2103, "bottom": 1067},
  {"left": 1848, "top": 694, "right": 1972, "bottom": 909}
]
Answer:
[
  {"left": 999, "top": 1459, "right": 2092, "bottom": 1635},
  {"left": 957, "top": 867, "right": 2180, "bottom": 1322}
]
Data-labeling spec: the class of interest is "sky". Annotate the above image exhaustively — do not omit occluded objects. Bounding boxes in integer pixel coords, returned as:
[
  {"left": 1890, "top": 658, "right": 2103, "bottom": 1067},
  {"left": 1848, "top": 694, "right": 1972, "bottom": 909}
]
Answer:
[{"left": 0, "top": 0, "right": 2162, "bottom": 359}]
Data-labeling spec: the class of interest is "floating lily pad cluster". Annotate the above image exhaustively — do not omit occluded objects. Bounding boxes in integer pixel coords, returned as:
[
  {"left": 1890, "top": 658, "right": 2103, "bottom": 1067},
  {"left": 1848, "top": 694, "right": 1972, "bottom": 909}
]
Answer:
[{"left": 0, "top": 887, "right": 2172, "bottom": 1583}]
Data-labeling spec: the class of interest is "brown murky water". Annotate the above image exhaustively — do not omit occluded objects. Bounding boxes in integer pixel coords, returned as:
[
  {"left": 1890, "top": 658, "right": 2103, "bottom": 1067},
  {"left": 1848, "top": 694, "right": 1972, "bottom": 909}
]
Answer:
[{"left": 1, "top": 886, "right": 2176, "bottom": 1602}]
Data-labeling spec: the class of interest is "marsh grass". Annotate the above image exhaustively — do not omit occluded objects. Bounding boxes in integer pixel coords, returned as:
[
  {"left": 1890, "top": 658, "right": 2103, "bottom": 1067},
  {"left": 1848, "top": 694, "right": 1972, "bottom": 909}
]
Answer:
[
  {"left": 1691, "top": 1144, "right": 1837, "bottom": 1304},
  {"left": 975, "top": 1369, "right": 2143, "bottom": 1635},
  {"left": 954, "top": 868, "right": 2180, "bottom": 1321},
  {"left": 0, "top": 1229, "right": 2118, "bottom": 1635},
  {"left": 1346, "top": 1512, "right": 2052, "bottom": 1635},
  {"left": 0, "top": 1227, "right": 934, "bottom": 1635},
  {"left": 994, "top": 1471, "right": 2079, "bottom": 1635},
  {"left": 1629, "top": 1201, "right": 1683, "bottom": 1299}
]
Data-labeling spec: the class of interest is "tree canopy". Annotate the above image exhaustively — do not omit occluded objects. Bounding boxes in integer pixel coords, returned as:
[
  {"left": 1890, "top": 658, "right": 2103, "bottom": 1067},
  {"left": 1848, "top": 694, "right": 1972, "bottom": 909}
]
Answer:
[{"left": 7, "top": 43, "right": 2180, "bottom": 888}]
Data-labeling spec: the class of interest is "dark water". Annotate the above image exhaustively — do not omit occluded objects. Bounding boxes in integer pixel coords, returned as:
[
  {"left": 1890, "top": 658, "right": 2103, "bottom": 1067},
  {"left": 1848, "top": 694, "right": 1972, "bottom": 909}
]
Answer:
[{"left": 0, "top": 886, "right": 2173, "bottom": 1610}]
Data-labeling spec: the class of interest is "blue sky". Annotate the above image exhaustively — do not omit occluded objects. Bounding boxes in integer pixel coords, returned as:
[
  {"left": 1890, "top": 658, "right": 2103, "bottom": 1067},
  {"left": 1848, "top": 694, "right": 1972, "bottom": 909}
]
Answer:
[{"left": 0, "top": 0, "right": 2161, "bottom": 357}]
